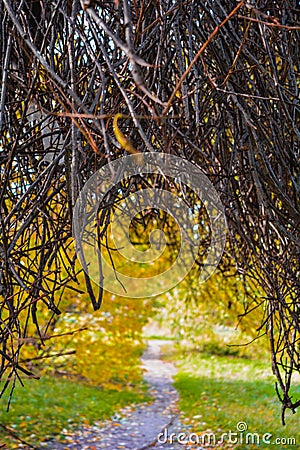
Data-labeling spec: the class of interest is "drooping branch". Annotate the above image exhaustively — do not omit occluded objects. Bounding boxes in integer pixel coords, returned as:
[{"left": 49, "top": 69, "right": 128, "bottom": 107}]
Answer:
[{"left": 0, "top": 0, "right": 299, "bottom": 420}]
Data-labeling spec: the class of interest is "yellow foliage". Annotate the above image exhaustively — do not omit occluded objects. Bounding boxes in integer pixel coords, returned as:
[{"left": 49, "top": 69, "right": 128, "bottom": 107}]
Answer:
[
  {"left": 157, "top": 264, "right": 269, "bottom": 358},
  {"left": 23, "top": 266, "right": 155, "bottom": 387}
]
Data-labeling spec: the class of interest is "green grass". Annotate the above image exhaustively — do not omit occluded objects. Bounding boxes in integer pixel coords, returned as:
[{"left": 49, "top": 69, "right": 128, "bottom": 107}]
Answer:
[
  {"left": 0, "top": 376, "right": 149, "bottom": 448},
  {"left": 174, "top": 352, "right": 300, "bottom": 449}
]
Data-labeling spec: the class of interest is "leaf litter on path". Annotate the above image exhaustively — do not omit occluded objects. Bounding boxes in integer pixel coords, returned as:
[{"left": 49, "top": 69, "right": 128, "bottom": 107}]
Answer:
[{"left": 40, "top": 339, "right": 202, "bottom": 450}]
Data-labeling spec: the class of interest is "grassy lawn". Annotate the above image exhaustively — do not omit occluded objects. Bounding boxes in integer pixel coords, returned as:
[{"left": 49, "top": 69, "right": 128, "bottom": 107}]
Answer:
[
  {"left": 0, "top": 376, "right": 149, "bottom": 448},
  {"left": 174, "top": 352, "right": 300, "bottom": 450}
]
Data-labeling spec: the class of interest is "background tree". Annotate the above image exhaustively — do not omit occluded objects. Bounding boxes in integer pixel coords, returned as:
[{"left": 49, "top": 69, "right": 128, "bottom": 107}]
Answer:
[{"left": 0, "top": 0, "right": 299, "bottom": 421}]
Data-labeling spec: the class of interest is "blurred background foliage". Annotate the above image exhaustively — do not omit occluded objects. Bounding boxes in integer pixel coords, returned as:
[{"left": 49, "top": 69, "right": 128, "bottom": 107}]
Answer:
[
  {"left": 17, "top": 266, "right": 156, "bottom": 389},
  {"left": 156, "top": 267, "right": 269, "bottom": 360}
]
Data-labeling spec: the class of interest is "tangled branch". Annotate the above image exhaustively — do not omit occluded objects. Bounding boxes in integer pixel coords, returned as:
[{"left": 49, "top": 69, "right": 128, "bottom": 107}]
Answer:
[{"left": 0, "top": 0, "right": 299, "bottom": 421}]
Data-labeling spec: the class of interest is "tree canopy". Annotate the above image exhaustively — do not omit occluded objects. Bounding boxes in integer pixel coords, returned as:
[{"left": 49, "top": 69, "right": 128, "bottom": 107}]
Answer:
[{"left": 0, "top": 0, "right": 299, "bottom": 421}]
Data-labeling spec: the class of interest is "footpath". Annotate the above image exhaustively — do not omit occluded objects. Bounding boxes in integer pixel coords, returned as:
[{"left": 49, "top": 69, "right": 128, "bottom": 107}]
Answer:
[{"left": 42, "top": 339, "right": 197, "bottom": 450}]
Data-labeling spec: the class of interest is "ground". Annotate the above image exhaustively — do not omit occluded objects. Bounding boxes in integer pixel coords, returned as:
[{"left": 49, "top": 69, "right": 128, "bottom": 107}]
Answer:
[{"left": 42, "top": 339, "right": 196, "bottom": 450}]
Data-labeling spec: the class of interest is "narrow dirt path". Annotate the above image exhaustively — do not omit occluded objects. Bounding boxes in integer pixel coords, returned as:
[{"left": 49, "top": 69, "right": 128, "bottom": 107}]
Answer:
[{"left": 42, "top": 339, "right": 195, "bottom": 450}]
